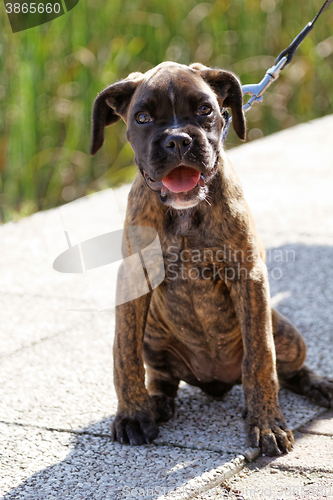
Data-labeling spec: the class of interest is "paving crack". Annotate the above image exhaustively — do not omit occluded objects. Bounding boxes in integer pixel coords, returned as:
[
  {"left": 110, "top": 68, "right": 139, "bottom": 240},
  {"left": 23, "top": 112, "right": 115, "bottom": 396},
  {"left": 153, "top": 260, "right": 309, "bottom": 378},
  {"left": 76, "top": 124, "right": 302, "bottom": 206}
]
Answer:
[
  {"left": 0, "top": 328, "right": 80, "bottom": 360},
  {"left": 0, "top": 291, "right": 91, "bottom": 303},
  {"left": 0, "top": 420, "right": 111, "bottom": 438},
  {"left": 0, "top": 420, "right": 241, "bottom": 455},
  {"left": 270, "top": 463, "right": 333, "bottom": 475}
]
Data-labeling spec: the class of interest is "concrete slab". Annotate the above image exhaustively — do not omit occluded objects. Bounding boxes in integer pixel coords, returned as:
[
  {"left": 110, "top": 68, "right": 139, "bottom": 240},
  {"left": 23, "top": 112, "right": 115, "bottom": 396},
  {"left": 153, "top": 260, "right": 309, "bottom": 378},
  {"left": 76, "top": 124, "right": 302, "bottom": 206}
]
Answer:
[
  {"left": 0, "top": 211, "right": 99, "bottom": 303},
  {"left": 0, "top": 319, "right": 117, "bottom": 431},
  {"left": 156, "top": 384, "right": 323, "bottom": 455},
  {"left": 0, "top": 293, "right": 96, "bottom": 357},
  {"left": 0, "top": 188, "right": 128, "bottom": 304},
  {"left": 265, "top": 243, "right": 333, "bottom": 378},
  {"left": 0, "top": 317, "right": 323, "bottom": 499},
  {"left": 1, "top": 422, "right": 244, "bottom": 500},
  {"left": 254, "top": 431, "right": 333, "bottom": 473},
  {"left": 299, "top": 410, "right": 333, "bottom": 436},
  {"left": 198, "top": 469, "right": 333, "bottom": 500},
  {"left": 1, "top": 115, "right": 333, "bottom": 499},
  {"left": 212, "top": 432, "right": 333, "bottom": 500},
  {"left": 228, "top": 118, "right": 333, "bottom": 382},
  {"left": 0, "top": 423, "right": 71, "bottom": 496},
  {"left": 0, "top": 321, "right": 322, "bottom": 446},
  {"left": 228, "top": 115, "right": 333, "bottom": 247}
]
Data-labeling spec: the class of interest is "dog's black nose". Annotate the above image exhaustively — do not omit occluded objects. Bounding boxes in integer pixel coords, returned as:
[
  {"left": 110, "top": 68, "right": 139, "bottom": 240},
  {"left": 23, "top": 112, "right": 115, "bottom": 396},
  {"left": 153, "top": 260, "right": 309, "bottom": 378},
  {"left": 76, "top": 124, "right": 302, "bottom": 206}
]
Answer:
[{"left": 164, "top": 133, "right": 192, "bottom": 156}]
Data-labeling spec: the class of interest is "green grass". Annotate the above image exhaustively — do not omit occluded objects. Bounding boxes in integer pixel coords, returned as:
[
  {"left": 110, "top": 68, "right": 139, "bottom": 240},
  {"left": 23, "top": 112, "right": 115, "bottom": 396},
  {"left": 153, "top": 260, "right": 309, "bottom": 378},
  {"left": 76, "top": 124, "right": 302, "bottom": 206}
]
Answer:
[{"left": 0, "top": 0, "right": 332, "bottom": 222}]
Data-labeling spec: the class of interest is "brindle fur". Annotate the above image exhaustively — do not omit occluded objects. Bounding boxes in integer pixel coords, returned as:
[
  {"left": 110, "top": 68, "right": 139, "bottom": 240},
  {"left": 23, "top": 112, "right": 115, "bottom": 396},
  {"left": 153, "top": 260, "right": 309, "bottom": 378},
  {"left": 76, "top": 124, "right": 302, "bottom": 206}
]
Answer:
[{"left": 90, "top": 62, "right": 333, "bottom": 456}]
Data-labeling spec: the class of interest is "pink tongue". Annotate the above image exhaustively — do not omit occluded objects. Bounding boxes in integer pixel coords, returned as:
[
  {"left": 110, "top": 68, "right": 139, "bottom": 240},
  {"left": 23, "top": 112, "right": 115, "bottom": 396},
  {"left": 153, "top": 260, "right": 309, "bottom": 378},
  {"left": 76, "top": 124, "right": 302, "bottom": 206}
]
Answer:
[{"left": 162, "top": 167, "right": 200, "bottom": 193}]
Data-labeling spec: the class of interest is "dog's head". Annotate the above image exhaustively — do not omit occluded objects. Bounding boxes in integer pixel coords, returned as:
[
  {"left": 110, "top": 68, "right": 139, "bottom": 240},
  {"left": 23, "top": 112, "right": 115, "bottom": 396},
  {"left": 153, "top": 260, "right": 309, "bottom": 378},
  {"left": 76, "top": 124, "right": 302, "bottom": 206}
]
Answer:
[{"left": 90, "top": 62, "right": 245, "bottom": 209}]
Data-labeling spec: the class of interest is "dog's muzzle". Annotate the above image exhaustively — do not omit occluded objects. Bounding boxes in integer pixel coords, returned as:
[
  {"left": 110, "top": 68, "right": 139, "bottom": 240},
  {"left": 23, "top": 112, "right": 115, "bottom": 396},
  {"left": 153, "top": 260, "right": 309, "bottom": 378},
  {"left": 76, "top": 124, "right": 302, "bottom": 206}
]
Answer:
[{"left": 142, "top": 166, "right": 205, "bottom": 197}]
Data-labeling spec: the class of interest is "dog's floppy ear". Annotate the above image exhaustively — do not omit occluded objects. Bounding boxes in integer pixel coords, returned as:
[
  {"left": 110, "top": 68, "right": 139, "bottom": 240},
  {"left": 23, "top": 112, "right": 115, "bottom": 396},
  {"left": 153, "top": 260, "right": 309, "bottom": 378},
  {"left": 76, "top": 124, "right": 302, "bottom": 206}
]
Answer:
[
  {"left": 190, "top": 64, "right": 246, "bottom": 141},
  {"left": 90, "top": 72, "right": 143, "bottom": 156}
]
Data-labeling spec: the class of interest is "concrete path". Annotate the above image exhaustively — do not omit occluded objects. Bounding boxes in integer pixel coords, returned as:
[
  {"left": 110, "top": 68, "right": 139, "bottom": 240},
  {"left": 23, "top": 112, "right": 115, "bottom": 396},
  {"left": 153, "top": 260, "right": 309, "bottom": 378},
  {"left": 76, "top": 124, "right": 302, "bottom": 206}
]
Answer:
[
  {"left": 0, "top": 115, "right": 333, "bottom": 499},
  {"left": 213, "top": 412, "right": 333, "bottom": 500}
]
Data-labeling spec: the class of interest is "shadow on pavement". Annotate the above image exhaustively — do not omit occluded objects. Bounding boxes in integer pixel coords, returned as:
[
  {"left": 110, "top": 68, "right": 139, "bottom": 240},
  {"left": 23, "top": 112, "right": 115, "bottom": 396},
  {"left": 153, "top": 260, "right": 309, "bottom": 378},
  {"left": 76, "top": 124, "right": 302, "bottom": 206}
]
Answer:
[{"left": 2, "top": 243, "right": 333, "bottom": 500}]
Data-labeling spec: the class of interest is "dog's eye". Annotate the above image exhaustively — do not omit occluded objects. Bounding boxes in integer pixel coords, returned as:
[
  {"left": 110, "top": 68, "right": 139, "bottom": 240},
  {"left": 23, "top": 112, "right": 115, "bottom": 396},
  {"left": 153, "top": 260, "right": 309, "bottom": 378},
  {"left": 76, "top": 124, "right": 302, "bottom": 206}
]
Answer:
[
  {"left": 197, "top": 104, "right": 212, "bottom": 116},
  {"left": 135, "top": 112, "right": 152, "bottom": 124}
]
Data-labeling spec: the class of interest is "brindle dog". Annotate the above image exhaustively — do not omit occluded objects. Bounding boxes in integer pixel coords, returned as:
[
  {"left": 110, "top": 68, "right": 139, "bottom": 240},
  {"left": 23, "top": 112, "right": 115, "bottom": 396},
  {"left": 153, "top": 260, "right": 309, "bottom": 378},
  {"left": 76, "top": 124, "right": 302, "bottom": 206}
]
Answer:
[{"left": 90, "top": 62, "right": 333, "bottom": 456}]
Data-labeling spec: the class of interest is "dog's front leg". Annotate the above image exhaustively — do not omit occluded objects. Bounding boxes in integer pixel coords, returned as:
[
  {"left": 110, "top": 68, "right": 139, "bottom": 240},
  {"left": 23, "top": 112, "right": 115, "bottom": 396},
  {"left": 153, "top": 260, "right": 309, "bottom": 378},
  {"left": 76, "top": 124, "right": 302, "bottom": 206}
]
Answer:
[
  {"left": 230, "top": 260, "right": 294, "bottom": 456},
  {"left": 112, "top": 288, "right": 159, "bottom": 445}
]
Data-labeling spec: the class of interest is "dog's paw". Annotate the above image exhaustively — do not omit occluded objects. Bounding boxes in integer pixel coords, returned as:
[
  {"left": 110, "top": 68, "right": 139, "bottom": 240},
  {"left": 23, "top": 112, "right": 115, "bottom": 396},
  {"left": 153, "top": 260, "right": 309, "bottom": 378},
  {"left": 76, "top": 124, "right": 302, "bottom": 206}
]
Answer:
[
  {"left": 111, "top": 407, "right": 159, "bottom": 446},
  {"left": 151, "top": 394, "right": 175, "bottom": 423},
  {"left": 246, "top": 410, "right": 294, "bottom": 457},
  {"left": 283, "top": 366, "right": 333, "bottom": 409},
  {"left": 301, "top": 374, "right": 333, "bottom": 408}
]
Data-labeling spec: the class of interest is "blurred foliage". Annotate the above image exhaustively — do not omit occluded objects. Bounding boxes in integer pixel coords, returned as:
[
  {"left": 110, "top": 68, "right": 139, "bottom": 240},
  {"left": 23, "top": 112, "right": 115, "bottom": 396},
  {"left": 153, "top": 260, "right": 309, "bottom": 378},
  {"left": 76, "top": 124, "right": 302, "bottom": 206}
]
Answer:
[{"left": 0, "top": 0, "right": 332, "bottom": 222}]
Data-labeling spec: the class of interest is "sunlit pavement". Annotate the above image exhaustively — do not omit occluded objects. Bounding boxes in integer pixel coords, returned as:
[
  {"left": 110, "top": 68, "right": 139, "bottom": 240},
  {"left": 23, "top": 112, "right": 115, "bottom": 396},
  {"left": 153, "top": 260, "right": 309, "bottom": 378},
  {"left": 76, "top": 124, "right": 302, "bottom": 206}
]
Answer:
[{"left": 1, "top": 115, "right": 333, "bottom": 500}]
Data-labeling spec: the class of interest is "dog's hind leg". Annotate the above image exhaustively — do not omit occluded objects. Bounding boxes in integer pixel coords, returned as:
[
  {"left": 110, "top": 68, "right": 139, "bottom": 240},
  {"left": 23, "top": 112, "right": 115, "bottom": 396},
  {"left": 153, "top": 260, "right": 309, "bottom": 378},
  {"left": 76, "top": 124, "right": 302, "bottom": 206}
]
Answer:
[
  {"left": 143, "top": 342, "right": 180, "bottom": 423},
  {"left": 146, "top": 366, "right": 179, "bottom": 423},
  {"left": 273, "top": 308, "right": 333, "bottom": 408},
  {"left": 272, "top": 308, "right": 307, "bottom": 378}
]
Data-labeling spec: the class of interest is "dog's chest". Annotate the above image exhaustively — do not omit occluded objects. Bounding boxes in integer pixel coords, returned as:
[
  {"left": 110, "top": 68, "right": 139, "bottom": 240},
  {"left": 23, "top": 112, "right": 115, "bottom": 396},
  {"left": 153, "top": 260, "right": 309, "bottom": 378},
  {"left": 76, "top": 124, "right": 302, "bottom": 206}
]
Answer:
[
  {"left": 151, "top": 234, "right": 241, "bottom": 352},
  {"left": 162, "top": 233, "right": 230, "bottom": 284},
  {"left": 148, "top": 254, "right": 243, "bottom": 382}
]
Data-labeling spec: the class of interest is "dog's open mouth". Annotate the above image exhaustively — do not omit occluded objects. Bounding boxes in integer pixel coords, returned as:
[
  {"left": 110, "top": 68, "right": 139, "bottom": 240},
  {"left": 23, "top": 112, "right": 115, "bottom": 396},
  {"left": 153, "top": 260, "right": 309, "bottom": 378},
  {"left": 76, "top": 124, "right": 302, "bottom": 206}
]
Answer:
[
  {"left": 142, "top": 165, "right": 211, "bottom": 209},
  {"left": 161, "top": 166, "right": 203, "bottom": 194},
  {"left": 143, "top": 166, "right": 205, "bottom": 195}
]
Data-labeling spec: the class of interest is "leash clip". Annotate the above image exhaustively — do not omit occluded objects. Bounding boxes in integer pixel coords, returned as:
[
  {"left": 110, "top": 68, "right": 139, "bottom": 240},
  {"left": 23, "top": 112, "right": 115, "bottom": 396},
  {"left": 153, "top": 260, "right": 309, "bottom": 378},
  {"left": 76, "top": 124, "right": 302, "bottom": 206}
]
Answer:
[
  {"left": 241, "top": 56, "right": 287, "bottom": 112},
  {"left": 222, "top": 56, "right": 287, "bottom": 144}
]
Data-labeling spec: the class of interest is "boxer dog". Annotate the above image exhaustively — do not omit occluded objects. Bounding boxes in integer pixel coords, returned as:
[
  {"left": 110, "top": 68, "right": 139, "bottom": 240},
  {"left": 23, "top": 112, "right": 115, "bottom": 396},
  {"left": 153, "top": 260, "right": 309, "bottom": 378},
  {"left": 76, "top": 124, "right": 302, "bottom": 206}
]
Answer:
[{"left": 90, "top": 62, "right": 333, "bottom": 456}]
